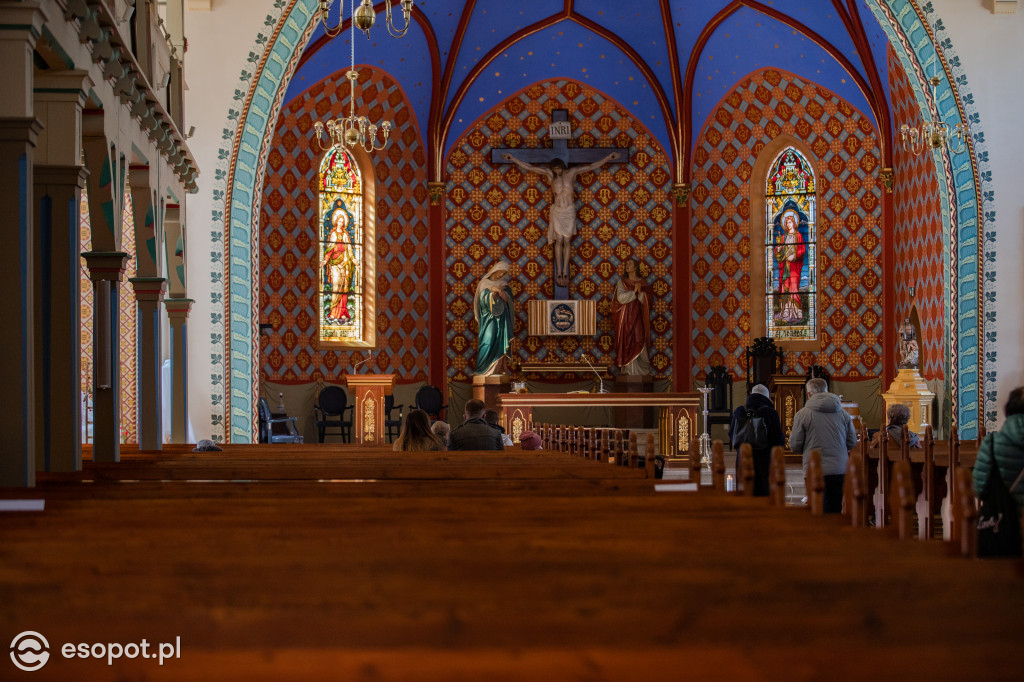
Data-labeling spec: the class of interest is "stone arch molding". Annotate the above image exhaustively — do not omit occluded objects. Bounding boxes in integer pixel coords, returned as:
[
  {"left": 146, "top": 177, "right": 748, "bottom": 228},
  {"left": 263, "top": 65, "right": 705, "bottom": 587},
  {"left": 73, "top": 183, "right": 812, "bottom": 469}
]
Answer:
[{"left": 207, "top": 0, "right": 993, "bottom": 442}]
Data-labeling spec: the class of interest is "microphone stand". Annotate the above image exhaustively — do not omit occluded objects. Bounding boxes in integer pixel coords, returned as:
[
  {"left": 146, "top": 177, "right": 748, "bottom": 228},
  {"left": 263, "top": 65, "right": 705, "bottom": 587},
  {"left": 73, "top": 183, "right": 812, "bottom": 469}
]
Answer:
[
  {"left": 582, "top": 355, "right": 608, "bottom": 393},
  {"left": 350, "top": 350, "right": 375, "bottom": 373}
]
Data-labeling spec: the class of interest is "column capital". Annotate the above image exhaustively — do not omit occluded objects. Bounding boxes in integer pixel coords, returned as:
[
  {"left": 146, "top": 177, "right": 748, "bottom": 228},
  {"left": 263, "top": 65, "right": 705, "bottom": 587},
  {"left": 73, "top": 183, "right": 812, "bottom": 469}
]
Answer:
[
  {"left": 163, "top": 298, "right": 194, "bottom": 319},
  {"left": 82, "top": 251, "right": 129, "bottom": 282},
  {"left": 0, "top": 117, "right": 43, "bottom": 145},
  {"left": 0, "top": 2, "right": 46, "bottom": 45},
  {"left": 129, "top": 276, "right": 167, "bottom": 301},
  {"left": 33, "top": 70, "right": 94, "bottom": 105},
  {"left": 35, "top": 164, "right": 88, "bottom": 189}
]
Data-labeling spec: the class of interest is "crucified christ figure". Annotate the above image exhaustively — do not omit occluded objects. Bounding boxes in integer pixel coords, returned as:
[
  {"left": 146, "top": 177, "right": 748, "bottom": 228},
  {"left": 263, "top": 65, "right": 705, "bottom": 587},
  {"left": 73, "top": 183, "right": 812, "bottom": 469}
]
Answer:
[{"left": 503, "top": 151, "right": 619, "bottom": 288}]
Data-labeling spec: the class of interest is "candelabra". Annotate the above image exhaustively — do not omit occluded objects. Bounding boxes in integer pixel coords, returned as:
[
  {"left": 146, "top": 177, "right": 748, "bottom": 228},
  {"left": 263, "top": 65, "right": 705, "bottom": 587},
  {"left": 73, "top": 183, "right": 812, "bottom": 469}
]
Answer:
[
  {"left": 317, "top": 0, "right": 414, "bottom": 39},
  {"left": 899, "top": 18, "right": 968, "bottom": 156},
  {"left": 697, "top": 386, "right": 714, "bottom": 468},
  {"left": 312, "top": 0, "right": 392, "bottom": 152}
]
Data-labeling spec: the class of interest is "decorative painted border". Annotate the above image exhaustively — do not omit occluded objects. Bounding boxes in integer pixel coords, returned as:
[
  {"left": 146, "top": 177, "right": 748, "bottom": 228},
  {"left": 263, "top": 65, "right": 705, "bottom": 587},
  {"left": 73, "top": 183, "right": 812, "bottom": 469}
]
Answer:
[{"left": 864, "top": 0, "right": 994, "bottom": 438}]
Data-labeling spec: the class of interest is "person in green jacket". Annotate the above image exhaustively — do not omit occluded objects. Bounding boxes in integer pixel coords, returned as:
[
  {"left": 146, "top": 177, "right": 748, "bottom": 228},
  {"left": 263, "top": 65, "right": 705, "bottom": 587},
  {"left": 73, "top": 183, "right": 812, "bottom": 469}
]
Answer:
[{"left": 973, "top": 387, "right": 1024, "bottom": 511}]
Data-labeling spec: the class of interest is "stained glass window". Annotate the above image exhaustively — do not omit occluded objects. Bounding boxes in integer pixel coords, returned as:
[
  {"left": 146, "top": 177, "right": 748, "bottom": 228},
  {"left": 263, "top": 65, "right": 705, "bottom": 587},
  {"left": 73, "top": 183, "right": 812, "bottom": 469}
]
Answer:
[
  {"left": 765, "top": 147, "right": 817, "bottom": 341},
  {"left": 318, "top": 146, "right": 365, "bottom": 344}
]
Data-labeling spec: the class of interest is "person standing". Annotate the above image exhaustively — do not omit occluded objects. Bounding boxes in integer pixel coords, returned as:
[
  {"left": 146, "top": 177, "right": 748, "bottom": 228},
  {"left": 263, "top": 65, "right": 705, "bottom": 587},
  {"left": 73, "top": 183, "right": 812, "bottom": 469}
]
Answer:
[
  {"left": 728, "top": 384, "right": 785, "bottom": 496},
  {"left": 974, "top": 387, "right": 1024, "bottom": 514},
  {"left": 448, "top": 399, "right": 504, "bottom": 451},
  {"left": 788, "top": 377, "right": 857, "bottom": 513},
  {"left": 611, "top": 259, "right": 653, "bottom": 376}
]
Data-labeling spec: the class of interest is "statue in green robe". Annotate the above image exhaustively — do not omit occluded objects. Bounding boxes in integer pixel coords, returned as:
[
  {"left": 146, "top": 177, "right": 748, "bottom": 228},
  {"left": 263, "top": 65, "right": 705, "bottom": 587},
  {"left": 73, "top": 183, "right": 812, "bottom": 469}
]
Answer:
[{"left": 474, "top": 260, "right": 514, "bottom": 376}]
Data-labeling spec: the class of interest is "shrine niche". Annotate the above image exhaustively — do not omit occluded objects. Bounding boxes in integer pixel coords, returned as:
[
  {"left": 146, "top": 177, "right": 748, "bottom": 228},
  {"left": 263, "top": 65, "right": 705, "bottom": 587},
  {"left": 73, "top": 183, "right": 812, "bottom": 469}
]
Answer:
[{"left": 444, "top": 79, "right": 674, "bottom": 384}]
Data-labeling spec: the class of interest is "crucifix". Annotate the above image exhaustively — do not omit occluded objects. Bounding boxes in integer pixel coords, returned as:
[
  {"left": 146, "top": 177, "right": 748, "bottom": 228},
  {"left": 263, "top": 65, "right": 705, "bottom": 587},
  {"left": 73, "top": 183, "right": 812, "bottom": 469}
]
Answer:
[{"left": 491, "top": 109, "right": 629, "bottom": 298}]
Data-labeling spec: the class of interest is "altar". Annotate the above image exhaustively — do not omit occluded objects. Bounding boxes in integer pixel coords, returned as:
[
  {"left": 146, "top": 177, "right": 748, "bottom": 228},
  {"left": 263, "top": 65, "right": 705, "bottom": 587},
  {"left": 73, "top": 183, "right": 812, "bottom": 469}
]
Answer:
[{"left": 498, "top": 392, "right": 701, "bottom": 459}]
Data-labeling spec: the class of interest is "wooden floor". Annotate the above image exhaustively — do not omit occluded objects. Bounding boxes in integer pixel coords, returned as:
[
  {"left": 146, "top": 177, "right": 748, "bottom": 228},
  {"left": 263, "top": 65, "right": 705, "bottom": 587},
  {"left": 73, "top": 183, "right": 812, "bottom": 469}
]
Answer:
[{"left": 2, "top": 445, "right": 1022, "bottom": 681}]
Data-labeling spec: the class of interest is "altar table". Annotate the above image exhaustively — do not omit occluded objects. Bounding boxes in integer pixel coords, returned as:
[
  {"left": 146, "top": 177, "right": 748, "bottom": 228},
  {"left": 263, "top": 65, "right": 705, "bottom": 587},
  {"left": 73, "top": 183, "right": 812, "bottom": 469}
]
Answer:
[{"left": 498, "top": 392, "right": 701, "bottom": 458}]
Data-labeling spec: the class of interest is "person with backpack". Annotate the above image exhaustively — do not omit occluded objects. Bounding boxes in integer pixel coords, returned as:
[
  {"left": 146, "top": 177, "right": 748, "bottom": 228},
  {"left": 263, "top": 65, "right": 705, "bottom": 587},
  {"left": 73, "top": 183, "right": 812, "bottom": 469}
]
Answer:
[
  {"left": 728, "top": 384, "right": 784, "bottom": 496},
  {"left": 974, "top": 387, "right": 1024, "bottom": 512}
]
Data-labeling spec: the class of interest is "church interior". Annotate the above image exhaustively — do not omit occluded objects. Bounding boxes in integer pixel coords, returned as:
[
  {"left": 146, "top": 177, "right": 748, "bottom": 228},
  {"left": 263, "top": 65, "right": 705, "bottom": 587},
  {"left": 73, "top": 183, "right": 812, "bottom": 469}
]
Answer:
[{"left": 3, "top": 0, "right": 1024, "bottom": 678}]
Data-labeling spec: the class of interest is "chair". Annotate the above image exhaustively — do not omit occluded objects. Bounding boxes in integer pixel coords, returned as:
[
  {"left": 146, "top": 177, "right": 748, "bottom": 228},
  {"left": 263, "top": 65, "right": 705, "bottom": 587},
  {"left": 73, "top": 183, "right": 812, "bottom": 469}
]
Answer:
[
  {"left": 745, "top": 336, "right": 783, "bottom": 392},
  {"left": 384, "top": 394, "right": 404, "bottom": 442},
  {"left": 705, "top": 365, "right": 733, "bottom": 434},
  {"left": 805, "top": 364, "right": 831, "bottom": 392},
  {"left": 257, "top": 398, "right": 303, "bottom": 444},
  {"left": 314, "top": 385, "right": 353, "bottom": 443},
  {"left": 414, "top": 385, "right": 447, "bottom": 422}
]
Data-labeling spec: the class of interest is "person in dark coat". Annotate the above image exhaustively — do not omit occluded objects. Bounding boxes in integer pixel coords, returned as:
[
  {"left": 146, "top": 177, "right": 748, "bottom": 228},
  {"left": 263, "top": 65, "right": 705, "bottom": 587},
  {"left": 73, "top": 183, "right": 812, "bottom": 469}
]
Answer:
[
  {"left": 974, "top": 387, "right": 1024, "bottom": 513},
  {"left": 448, "top": 399, "right": 504, "bottom": 451},
  {"left": 728, "top": 384, "right": 785, "bottom": 496}
]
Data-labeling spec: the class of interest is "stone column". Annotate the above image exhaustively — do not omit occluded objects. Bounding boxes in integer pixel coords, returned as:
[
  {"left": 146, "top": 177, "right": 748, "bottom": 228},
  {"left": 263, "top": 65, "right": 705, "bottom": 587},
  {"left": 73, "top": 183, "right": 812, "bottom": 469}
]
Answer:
[
  {"left": 0, "top": 3, "right": 45, "bottom": 487},
  {"left": 82, "top": 252, "right": 129, "bottom": 463},
  {"left": 35, "top": 165, "right": 89, "bottom": 471},
  {"left": 164, "top": 298, "right": 192, "bottom": 444},
  {"left": 131, "top": 277, "right": 166, "bottom": 450},
  {"left": 34, "top": 69, "right": 92, "bottom": 473}
]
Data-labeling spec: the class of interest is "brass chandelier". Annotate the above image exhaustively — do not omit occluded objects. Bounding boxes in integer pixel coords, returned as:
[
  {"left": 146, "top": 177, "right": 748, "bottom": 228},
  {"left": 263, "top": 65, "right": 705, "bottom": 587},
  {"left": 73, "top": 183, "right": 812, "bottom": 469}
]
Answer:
[
  {"left": 312, "top": 0, "right": 392, "bottom": 152},
  {"left": 899, "top": 19, "right": 969, "bottom": 156},
  {"left": 317, "top": 0, "right": 414, "bottom": 39}
]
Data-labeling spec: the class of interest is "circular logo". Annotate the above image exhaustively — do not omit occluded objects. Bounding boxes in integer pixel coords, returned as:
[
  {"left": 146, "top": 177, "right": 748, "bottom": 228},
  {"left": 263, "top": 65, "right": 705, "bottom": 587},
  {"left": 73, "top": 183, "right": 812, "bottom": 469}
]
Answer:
[
  {"left": 550, "top": 303, "right": 576, "bottom": 333},
  {"left": 10, "top": 631, "right": 49, "bottom": 672}
]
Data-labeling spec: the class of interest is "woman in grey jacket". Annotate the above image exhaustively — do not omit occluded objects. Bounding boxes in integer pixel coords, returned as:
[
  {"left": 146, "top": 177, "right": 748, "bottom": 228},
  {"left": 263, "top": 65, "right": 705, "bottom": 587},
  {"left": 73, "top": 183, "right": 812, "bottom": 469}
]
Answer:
[{"left": 788, "top": 378, "right": 858, "bottom": 513}]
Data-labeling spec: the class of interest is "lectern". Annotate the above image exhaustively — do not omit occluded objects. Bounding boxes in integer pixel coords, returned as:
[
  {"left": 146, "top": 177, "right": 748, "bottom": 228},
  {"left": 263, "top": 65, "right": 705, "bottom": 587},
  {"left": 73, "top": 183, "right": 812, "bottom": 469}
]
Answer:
[{"left": 344, "top": 374, "right": 396, "bottom": 445}]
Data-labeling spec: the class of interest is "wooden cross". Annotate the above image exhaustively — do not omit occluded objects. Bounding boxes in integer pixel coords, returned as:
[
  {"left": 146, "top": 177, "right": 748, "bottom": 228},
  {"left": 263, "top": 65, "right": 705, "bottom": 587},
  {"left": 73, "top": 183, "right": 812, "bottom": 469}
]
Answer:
[{"left": 491, "top": 109, "right": 629, "bottom": 298}]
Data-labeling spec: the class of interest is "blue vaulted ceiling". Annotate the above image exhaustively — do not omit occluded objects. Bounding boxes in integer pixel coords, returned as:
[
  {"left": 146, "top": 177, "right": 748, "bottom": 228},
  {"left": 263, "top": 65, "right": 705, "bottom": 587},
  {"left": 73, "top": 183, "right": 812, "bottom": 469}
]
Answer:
[{"left": 284, "top": 0, "right": 900, "bottom": 170}]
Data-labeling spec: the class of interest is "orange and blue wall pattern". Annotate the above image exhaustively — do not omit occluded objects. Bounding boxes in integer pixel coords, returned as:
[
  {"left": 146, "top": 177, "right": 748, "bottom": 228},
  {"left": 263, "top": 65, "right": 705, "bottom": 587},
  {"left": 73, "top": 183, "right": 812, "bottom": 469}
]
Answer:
[
  {"left": 444, "top": 79, "right": 674, "bottom": 382},
  {"left": 260, "top": 67, "right": 430, "bottom": 383},
  {"left": 691, "top": 68, "right": 884, "bottom": 382}
]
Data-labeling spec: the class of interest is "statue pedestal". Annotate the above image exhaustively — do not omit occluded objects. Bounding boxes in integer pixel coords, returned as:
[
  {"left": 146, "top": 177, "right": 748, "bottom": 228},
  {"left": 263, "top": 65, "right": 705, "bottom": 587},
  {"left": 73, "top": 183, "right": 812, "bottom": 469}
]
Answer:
[
  {"left": 881, "top": 368, "right": 935, "bottom": 434},
  {"left": 472, "top": 373, "right": 509, "bottom": 407},
  {"left": 614, "top": 375, "right": 654, "bottom": 428}
]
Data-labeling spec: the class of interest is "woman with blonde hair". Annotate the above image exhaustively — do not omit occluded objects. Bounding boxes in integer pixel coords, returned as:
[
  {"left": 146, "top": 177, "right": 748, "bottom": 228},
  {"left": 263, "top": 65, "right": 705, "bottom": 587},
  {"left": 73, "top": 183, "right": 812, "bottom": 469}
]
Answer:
[{"left": 393, "top": 409, "right": 444, "bottom": 452}]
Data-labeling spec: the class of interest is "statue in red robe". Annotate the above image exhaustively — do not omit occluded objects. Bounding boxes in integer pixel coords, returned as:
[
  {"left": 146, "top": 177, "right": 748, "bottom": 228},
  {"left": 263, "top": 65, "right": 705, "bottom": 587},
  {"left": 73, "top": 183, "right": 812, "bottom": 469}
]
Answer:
[{"left": 612, "top": 260, "right": 653, "bottom": 375}]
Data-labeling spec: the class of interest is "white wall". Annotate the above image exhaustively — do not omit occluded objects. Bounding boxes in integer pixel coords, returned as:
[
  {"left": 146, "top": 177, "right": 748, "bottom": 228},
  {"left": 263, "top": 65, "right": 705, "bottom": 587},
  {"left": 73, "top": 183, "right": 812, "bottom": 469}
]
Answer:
[
  {"left": 933, "top": 0, "right": 1024, "bottom": 424},
  {"left": 183, "top": 0, "right": 279, "bottom": 440}
]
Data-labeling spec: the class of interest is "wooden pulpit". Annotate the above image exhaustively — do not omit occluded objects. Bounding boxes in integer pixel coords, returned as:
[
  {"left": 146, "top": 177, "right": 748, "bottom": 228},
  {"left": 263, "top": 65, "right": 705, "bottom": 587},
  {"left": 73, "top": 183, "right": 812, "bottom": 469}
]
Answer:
[
  {"left": 345, "top": 374, "right": 396, "bottom": 445},
  {"left": 769, "top": 374, "right": 806, "bottom": 444}
]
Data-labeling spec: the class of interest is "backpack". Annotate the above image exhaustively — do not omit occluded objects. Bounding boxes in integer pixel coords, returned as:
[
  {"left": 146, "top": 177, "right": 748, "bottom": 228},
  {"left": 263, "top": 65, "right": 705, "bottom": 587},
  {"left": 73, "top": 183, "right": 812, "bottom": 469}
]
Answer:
[
  {"left": 976, "top": 440, "right": 1024, "bottom": 558},
  {"left": 732, "top": 408, "right": 768, "bottom": 450}
]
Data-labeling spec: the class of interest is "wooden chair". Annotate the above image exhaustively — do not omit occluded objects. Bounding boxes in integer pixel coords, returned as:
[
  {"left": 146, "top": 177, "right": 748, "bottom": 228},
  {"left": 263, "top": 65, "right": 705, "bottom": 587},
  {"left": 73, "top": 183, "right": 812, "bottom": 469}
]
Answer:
[
  {"left": 384, "top": 394, "right": 403, "bottom": 443},
  {"left": 745, "top": 336, "right": 783, "bottom": 393},
  {"left": 259, "top": 398, "right": 303, "bottom": 444},
  {"left": 413, "top": 385, "right": 447, "bottom": 423},
  {"left": 705, "top": 365, "right": 733, "bottom": 435},
  {"left": 313, "top": 386, "right": 351, "bottom": 443}
]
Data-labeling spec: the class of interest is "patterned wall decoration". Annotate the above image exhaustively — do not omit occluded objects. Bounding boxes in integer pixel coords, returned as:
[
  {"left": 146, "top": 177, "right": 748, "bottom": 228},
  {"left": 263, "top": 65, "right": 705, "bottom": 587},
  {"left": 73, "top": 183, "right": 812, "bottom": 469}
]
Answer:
[
  {"left": 888, "top": 44, "right": 946, "bottom": 382},
  {"left": 691, "top": 68, "right": 883, "bottom": 381},
  {"left": 864, "top": 0, "right": 994, "bottom": 435},
  {"left": 260, "top": 66, "right": 429, "bottom": 383},
  {"left": 79, "top": 194, "right": 93, "bottom": 439},
  {"left": 444, "top": 79, "right": 674, "bottom": 382},
  {"left": 79, "top": 187, "right": 138, "bottom": 444}
]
